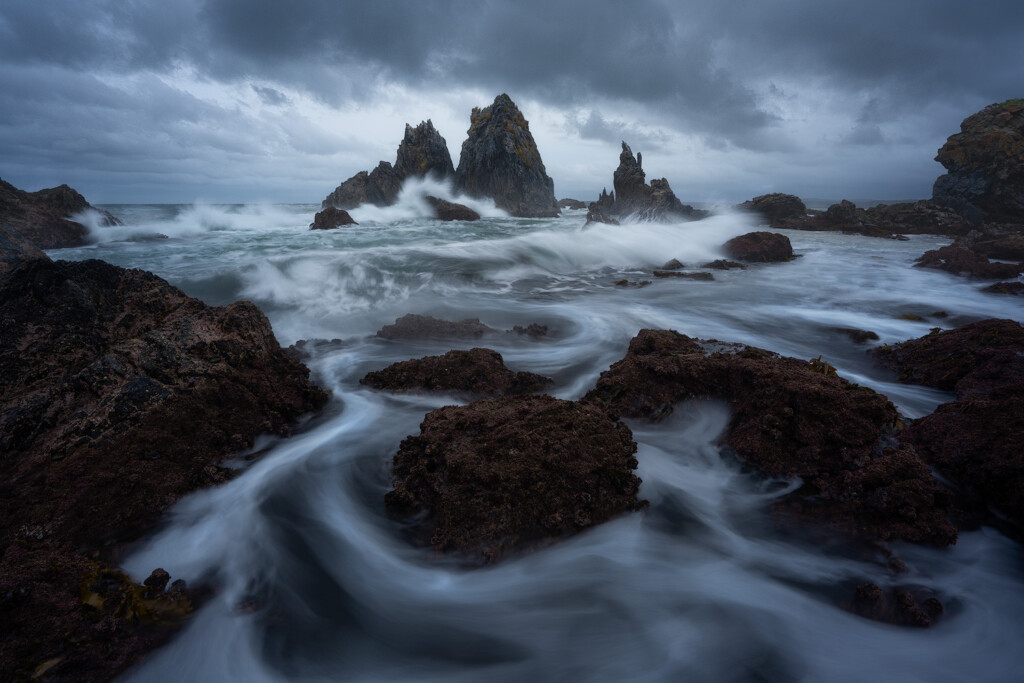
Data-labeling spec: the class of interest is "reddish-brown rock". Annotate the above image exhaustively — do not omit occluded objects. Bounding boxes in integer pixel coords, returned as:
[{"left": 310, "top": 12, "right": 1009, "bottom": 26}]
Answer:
[
  {"left": 309, "top": 206, "right": 357, "bottom": 230},
  {"left": 584, "top": 330, "right": 955, "bottom": 545},
  {"left": 915, "top": 242, "right": 1024, "bottom": 279},
  {"left": 360, "top": 348, "right": 552, "bottom": 397},
  {"left": 385, "top": 395, "right": 646, "bottom": 562},
  {"left": 722, "top": 231, "right": 795, "bottom": 262},
  {"left": 0, "top": 255, "right": 328, "bottom": 681}
]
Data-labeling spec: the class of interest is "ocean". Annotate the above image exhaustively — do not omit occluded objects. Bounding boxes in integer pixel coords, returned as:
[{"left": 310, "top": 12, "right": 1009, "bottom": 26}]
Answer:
[{"left": 52, "top": 178, "right": 1024, "bottom": 682}]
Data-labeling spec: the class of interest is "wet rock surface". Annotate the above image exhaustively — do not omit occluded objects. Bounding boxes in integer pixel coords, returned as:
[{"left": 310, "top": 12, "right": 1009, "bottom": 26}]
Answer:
[
  {"left": 652, "top": 270, "right": 714, "bottom": 281},
  {"left": 425, "top": 196, "right": 480, "bottom": 221},
  {"left": 309, "top": 206, "right": 357, "bottom": 230},
  {"left": 323, "top": 120, "right": 455, "bottom": 210},
  {"left": 587, "top": 143, "right": 705, "bottom": 221},
  {"left": 722, "top": 231, "right": 795, "bottom": 262},
  {"left": 0, "top": 178, "right": 120, "bottom": 249},
  {"left": 584, "top": 330, "right": 956, "bottom": 546},
  {"left": 848, "top": 583, "right": 944, "bottom": 628},
  {"left": 873, "top": 319, "right": 1024, "bottom": 531},
  {"left": 453, "top": 94, "right": 559, "bottom": 218},
  {"left": 375, "top": 314, "right": 496, "bottom": 340},
  {"left": 932, "top": 99, "right": 1024, "bottom": 223},
  {"left": 385, "top": 395, "right": 647, "bottom": 562},
  {"left": 738, "top": 193, "right": 807, "bottom": 226},
  {"left": 360, "top": 348, "right": 552, "bottom": 397},
  {"left": 0, "top": 253, "right": 328, "bottom": 681},
  {"left": 915, "top": 242, "right": 1024, "bottom": 279}
]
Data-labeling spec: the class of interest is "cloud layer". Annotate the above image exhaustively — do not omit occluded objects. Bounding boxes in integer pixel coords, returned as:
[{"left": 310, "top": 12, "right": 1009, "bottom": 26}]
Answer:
[{"left": 1, "top": 0, "right": 1020, "bottom": 203}]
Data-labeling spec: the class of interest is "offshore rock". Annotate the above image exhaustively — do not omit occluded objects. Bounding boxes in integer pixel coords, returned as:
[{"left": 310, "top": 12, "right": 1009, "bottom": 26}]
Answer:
[
  {"left": 738, "top": 193, "right": 807, "bottom": 226},
  {"left": 309, "top": 206, "right": 357, "bottom": 230},
  {"left": 385, "top": 395, "right": 646, "bottom": 563},
  {"left": 873, "top": 319, "right": 1024, "bottom": 530},
  {"left": 584, "top": 330, "right": 956, "bottom": 546},
  {"left": 0, "top": 254, "right": 327, "bottom": 681},
  {"left": 722, "top": 231, "right": 795, "bottom": 262},
  {"left": 770, "top": 199, "right": 971, "bottom": 238},
  {"left": 323, "top": 120, "right": 455, "bottom": 210},
  {"left": 360, "top": 347, "right": 552, "bottom": 397},
  {"left": 394, "top": 120, "right": 456, "bottom": 179},
  {"left": 376, "top": 314, "right": 496, "bottom": 340},
  {"left": 454, "top": 94, "right": 559, "bottom": 217},
  {"left": 0, "top": 178, "right": 121, "bottom": 249},
  {"left": 932, "top": 99, "right": 1024, "bottom": 223},
  {"left": 425, "top": 196, "right": 480, "bottom": 221},
  {"left": 594, "top": 143, "right": 704, "bottom": 221},
  {"left": 558, "top": 198, "right": 587, "bottom": 210}
]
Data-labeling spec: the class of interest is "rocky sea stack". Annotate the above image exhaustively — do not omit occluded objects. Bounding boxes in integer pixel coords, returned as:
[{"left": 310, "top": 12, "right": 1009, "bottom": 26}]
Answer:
[
  {"left": 932, "top": 99, "right": 1024, "bottom": 223},
  {"left": 0, "top": 178, "right": 121, "bottom": 249},
  {"left": 453, "top": 94, "right": 559, "bottom": 218},
  {"left": 323, "top": 120, "right": 455, "bottom": 210},
  {"left": 587, "top": 142, "right": 704, "bottom": 223}
]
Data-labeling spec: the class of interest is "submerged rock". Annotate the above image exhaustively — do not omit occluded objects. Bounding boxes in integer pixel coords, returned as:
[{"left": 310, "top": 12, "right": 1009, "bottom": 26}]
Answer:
[
  {"left": 385, "top": 394, "right": 646, "bottom": 562},
  {"left": 309, "top": 206, "right": 358, "bottom": 230},
  {"left": 584, "top": 329, "right": 956, "bottom": 546},
  {"left": 982, "top": 280, "right": 1024, "bottom": 295},
  {"left": 0, "top": 178, "right": 121, "bottom": 249},
  {"left": 0, "top": 253, "right": 328, "bottom": 681},
  {"left": 375, "top": 314, "right": 496, "bottom": 340},
  {"left": 932, "top": 99, "right": 1024, "bottom": 223},
  {"left": 652, "top": 270, "right": 714, "bottom": 280},
  {"left": 323, "top": 120, "right": 455, "bottom": 210},
  {"left": 425, "top": 196, "right": 480, "bottom": 221},
  {"left": 453, "top": 94, "right": 559, "bottom": 218},
  {"left": 360, "top": 348, "right": 552, "bottom": 397},
  {"left": 722, "top": 231, "right": 795, "bottom": 262},
  {"left": 874, "top": 320, "right": 1024, "bottom": 531}
]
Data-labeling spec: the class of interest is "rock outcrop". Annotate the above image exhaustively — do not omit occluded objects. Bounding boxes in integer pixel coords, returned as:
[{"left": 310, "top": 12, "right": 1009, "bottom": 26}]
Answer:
[
  {"left": 873, "top": 320, "right": 1024, "bottom": 532},
  {"left": 722, "top": 231, "right": 795, "bottom": 262},
  {"left": 309, "top": 206, "right": 358, "bottom": 230},
  {"left": 738, "top": 193, "right": 807, "bottom": 226},
  {"left": 558, "top": 198, "right": 586, "bottom": 210},
  {"left": 915, "top": 242, "right": 1024, "bottom": 279},
  {"left": 385, "top": 394, "right": 646, "bottom": 562},
  {"left": 0, "top": 178, "right": 121, "bottom": 249},
  {"left": 360, "top": 348, "right": 552, "bottom": 397},
  {"left": 932, "top": 99, "right": 1024, "bottom": 223},
  {"left": 583, "top": 330, "right": 956, "bottom": 546},
  {"left": 425, "top": 196, "right": 480, "bottom": 221},
  {"left": 0, "top": 252, "right": 328, "bottom": 680},
  {"left": 453, "top": 94, "right": 559, "bottom": 218},
  {"left": 375, "top": 314, "right": 495, "bottom": 340},
  {"left": 322, "top": 120, "right": 455, "bottom": 210},
  {"left": 587, "top": 143, "right": 705, "bottom": 222}
]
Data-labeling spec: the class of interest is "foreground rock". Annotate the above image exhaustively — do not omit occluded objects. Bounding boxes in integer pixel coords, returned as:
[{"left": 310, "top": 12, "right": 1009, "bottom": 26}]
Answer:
[
  {"left": 0, "top": 178, "right": 121, "bottom": 249},
  {"left": 309, "top": 206, "right": 357, "bottom": 230},
  {"left": 932, "top": 99, "right": 1024, "bottom": 223},
  {"left": 0, "top": 253, "right": 328, "bottom": 681},
  {"left": 425, "top": 196, "right": 480, "bottom": 221},
  {"left": 0, "top": 224, "right": 46, "bottom": 276},
  {"left": 385, "top": 395, "right": 646, "bottom": 562},
  {"left": 360, "top": 348, "right": 552, "bottom": 397},
  {"left": 584, "top": 330, "right": 956, "bottom": 546},
  {"left": 722, "top": 231, "right": 795, "bottom": 262},
  {"left": 874, "top": 319, "right": 1024, "bottom": 531},
  {"left": 586, "top": 143, "right": 705, "bottom": 223},
  {"left": 323, "top": 120, "right": 455, "bottom": 210},
  {"left": 453, "top": 94, "right": 559, "bottom": 217}
]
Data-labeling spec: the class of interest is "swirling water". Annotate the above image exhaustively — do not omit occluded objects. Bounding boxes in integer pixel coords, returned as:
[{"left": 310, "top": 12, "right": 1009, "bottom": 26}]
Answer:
[{"left": 54, "top": 180, "right": 1024, "bottom": 682}]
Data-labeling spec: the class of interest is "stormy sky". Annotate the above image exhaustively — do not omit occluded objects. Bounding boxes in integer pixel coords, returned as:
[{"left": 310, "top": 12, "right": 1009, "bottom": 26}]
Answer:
[{"left": 1, "top": 0, "right": 1021, "bottom": 204}]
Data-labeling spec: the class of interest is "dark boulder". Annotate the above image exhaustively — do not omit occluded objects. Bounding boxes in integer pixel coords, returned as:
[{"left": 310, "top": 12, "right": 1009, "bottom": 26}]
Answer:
[
  {"left": 360, "top": 347, "right": 552, "bottom": 397},
  {"left": 309, "top": 206, "right": 358, "bottom": 230},
  {"left": 722, "top": 231, "right": 795, "bottom": 262},
  {"left": 0, "top": 178, "right": 121, "bottom": 249},
  {"left": 425, "top": 196, "right": 481, "bottom": 221},
  {"left": 915, "top": 242, "right": 1023, "bottom": 278},
  {"left": 0, "top": 254, "right": 328, "bottom": 681},
  {"left": 453, "top": 94, "right": 559, "bottom": 218},
  {"left": 830, "top": 327, "right": 880, "bottom": 344},
  {"left": 932, "top": 99, "right": 1024, "bottom": 223},
  {"left": 584, "top": 330, "right": 956, "bottom": 546},
  {"left": 384, "top": 394, "right": 646, "bottom": 562},
  {"left": 394, "top": 120, "right": 456, "bottom": 179},
  {"left": 873, "top": 319, "right": 1024, "bottom": 530},
  {"left": 0, "top": 223, "right": 46, "bottom": 277},
  {"left": 972, "top": 233, "right": 1024, "bottom": 260},
  {"left": 375, "top": 314, "right": 496, "bottom": 340},
  {"left": 824, "top": 199, "right": 859, "bottom": 225},
  {"left": 701, "top": 259, "right": 747, "bottom": 270},
  {"left": 848, "top": 583, "right": 944, "bottom": 628},
  {"left": 738, "top": 193, "right": 807, "bottom": 226},
  {"left": 660, "top": 258, "right": 685, "bottom": 270},
  {"left": 322, "top": 164, "right": 403, "bottom": 210},
  {"left": 558, "top": 198, "right": 587, "bottom": 210},
  {"left": 983, "top": 281, "right": 1024, "bottom": 295}
]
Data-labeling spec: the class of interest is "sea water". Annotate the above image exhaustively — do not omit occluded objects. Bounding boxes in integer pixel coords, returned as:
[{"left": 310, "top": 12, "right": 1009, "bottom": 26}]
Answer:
[{"left": 52, "top": 178, "right": 1024, "bottom": 682}]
